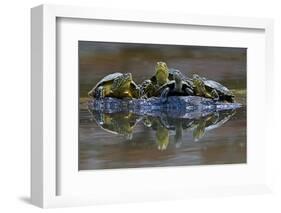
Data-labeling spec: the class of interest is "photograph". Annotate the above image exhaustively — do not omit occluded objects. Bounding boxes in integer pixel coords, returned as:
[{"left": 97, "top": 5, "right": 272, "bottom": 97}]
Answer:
[{"left": 78, "top": 41, "right": 247, "bottom": 170}]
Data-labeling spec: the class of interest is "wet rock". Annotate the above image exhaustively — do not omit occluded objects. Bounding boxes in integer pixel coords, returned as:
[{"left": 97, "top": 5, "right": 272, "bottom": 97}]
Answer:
[{"left": 88, "top": 96, "right": 242, "bottom": 115}]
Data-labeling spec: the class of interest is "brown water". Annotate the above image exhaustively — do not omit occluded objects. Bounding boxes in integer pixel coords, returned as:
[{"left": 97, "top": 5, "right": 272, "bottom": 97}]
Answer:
[{"left": 78, "top": 41, "right": 247, "bottom": 170}]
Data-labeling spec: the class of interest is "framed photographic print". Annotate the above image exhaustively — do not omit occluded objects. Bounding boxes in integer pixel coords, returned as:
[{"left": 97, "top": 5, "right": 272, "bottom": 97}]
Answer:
[{"left": 31, "top": 4, "right": 274, "bottom": 208}]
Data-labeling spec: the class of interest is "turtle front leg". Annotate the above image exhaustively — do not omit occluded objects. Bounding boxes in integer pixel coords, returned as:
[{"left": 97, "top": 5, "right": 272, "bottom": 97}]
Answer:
[
  {"left": 96, "top": 86, "right": 104, "bottom": 99},
  {"left": 142, "top": 116, "right": 152, "bottom": 127},
  {"left": 174, "top": 122, "right": 183, "bottom": 148},
  {"left": 211, "top": 89, "right": 219, "bottom": 101},
  {"left": 125, "top": 133, "right": 133, "bottom": 140},
  {"left": 160, "top": 87, "right": 170, "bottom": 103},
  {"left": 132, "top": 86, "right": 142, "bottom": 99},
  {"left": 210, "top": 112, "right": 220, "bottom": 124},
  {"left": 185, "top": 87, "right": 194, "bottom": 96}
]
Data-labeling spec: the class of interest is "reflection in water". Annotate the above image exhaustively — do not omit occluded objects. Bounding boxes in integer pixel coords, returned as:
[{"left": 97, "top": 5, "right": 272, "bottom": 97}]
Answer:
[
  {"left": 91, "top": 111, "right": 141, "bottom": 140},
  {"left": 80, "top": 104, "right": 246, "bottom": 170},
  {"left": 89, "top": 108, "right": 236, "bottom": 151}
]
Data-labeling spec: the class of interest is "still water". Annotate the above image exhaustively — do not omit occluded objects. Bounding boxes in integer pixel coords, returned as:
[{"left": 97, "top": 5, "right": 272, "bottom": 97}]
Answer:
[
  {"left": 78, "top": 41, "right": 246, "bottom": 170},
  {"left": 79, "top": 101, "right": 246, "bottom": 170}
]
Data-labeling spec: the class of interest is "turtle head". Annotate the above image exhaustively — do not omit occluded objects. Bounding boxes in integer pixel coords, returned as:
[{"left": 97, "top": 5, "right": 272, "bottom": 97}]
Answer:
[
  {"left": 172, "top": 70, "right": 182, "bottom": 84},
  {"left": 155, "top": 61, "right": 169, "bottom": 86},
  {"left": 122, "top": 73, "right": 132, "bottom": 83},
  {"left": 193, "top": 119, "right": 206, "bottom": 142},
  {"left": 156, "top": 124, "right": 169, "bottom": 151},
  {"left": 112, "top": 73, "right": 132, "bottom": 90},
  {"left": 142, "top": 116, "right": 152, "bottom": 127},
  {"left": 172, "top": 71, "right": 183, "bottom": 92},
  {"left": 192, "top": 74, "right": 200, "bottom": 80},
  {"left": 192, "top": 74, "right": 204, "bottom": 89}
]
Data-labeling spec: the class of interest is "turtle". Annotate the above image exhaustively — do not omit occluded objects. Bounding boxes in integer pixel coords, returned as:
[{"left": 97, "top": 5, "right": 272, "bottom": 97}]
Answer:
[
  {"left": 139, "top": 79, "right": 157, "bottom": 99},
  {"left": 204, "top": 109, "right": 236, "bottom": 131},
  {"left": 154, "top": 71, "right": 194, "bottom": 103},
  {"left": 142, "top": 115, "right": 194, "bottom": 149},
  {"left": 156, "top": 122, "right": 170, "bottom": 151},
  {"left": 145, "top": 63, "right": 194, "bottom": 98},
  {"left": 168, "top": 68, "right": 194, "bottom": 86},
  {"left": 88, "top": 72, "right": 141, "bottom": 99},
  {"left": 150, "top": 64, "right": 193, "bottom": 85},
  {"left": 153, "top": 61, "right": 170, "bottom": 87},
  {"left": 158, "top": 115, "right": 193, "bottom": 148},
  {"left": 192, "top": 109, "right": 236, "bottom": 142},
  {"left": 138, "top": 62, "right": 170, "bottom": 99},
  {"left": 141, "top": 116, "right": 170, "bottom": 150},
  {"left": 147, "top": 116, "right": 170, "bottom": 151},
  {"left": 192, "top": 74, "right": 235, "bottom": 103},
  {"left": 90, "top": 110, "right": 141, "bottom": 140},
  {"left": 192, "top": 113, "right": 219, "bottom": 142}
]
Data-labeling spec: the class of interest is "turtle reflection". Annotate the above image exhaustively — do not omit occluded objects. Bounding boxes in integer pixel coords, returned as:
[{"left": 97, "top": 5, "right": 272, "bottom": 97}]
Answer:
[
  {"left": 143, "top": 109, "right": 235, "bottom": 150},
  {"left": 89, "top": 110, "right": 142, "bottom": 140},
  {"left": 89, "top": 108, "right": 236, "bottom": 150}
]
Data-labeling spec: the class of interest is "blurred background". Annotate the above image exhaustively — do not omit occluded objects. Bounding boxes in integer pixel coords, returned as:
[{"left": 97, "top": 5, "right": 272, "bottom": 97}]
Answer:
[{"left": 79, "top": 41, "right": 246, "bottom": 98}]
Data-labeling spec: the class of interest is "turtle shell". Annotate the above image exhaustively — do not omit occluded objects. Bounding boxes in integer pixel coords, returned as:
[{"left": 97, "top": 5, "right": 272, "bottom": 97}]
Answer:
[
  {"left": 155, "top": 80, "right": 193, "bottom": 97},
  {"left": 89, "top": 72, "right": 140, "bottom": 99},
  {"left": 150, "top": 68, "right": 193, "bottom": 86},
  {"left": 203, "top": 79, "right": 235, "bottom": 102},
  {"left": 169, "top": 68, "right": 194, "bottom": 85},
  {"left": 204, "top": 80, "right": 233, "bottom": 96},
  {"left": 204, "top": 110, "right": 236, "bottom": 131},
  {"left": 91, "top": 111, "right": 140, "bottom": 139},
  {"left": 88, "top": 72, "right": 123, "bottom": 98},
  {"left": 158, "top": 116, "right": 195, "bottom": 131},
  {"left": 94, "top": 72, "right": 123, "bottom": 88}
]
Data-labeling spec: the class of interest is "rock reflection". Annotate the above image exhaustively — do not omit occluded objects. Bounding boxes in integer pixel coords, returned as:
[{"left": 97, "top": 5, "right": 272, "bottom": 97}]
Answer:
[{"left": 88, "top": 107, "right": 236, "bottom": 151}]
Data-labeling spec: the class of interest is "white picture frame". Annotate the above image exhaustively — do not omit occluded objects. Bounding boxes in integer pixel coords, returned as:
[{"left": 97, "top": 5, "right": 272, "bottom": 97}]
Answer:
[{"left": 31, "top": 4, "right": 274, "bottom": 208}]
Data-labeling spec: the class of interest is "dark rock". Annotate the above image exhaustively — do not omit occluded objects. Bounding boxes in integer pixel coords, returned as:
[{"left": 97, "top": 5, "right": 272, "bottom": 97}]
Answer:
[{"left": 88, "top": 96, "right": 242, "bottom": 116}]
